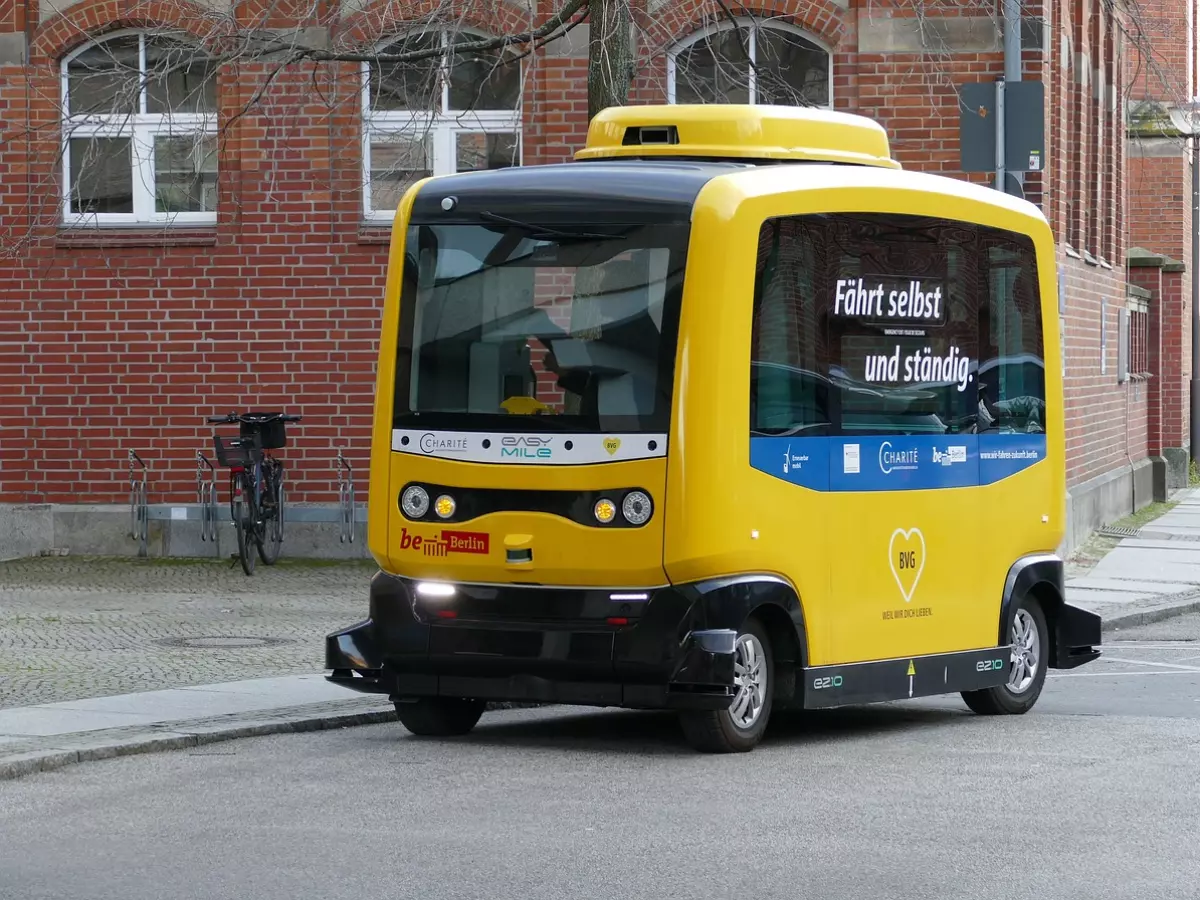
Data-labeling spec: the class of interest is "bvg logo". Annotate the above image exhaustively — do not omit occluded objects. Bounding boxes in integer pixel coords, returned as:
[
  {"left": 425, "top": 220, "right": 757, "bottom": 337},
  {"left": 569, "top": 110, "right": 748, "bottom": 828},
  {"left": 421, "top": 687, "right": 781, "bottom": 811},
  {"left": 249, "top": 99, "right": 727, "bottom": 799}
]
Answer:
[
  {"left": 501, "top": 436, "right": 552, "bottom": 459},
  {"left": 888, "top": 527, "right": 926, "bottom": 603}
]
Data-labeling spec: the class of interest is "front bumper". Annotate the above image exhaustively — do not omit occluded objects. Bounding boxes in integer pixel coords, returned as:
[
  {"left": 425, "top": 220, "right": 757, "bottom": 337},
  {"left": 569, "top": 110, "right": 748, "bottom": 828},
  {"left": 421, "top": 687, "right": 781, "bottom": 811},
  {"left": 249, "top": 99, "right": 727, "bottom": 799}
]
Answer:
[{"left": 324, "top": 570, "right": 738, "bottom": 711}]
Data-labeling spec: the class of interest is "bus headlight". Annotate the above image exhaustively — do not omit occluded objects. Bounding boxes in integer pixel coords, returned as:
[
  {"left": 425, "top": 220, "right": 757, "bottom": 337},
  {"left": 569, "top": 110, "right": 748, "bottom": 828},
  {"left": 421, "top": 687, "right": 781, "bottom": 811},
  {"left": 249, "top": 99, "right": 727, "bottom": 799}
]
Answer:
[
  {"left": 622, "top": 491, "right": 653, "bottom": 526},
  {"left": 401, "top": 485, "right": 429, "bottom": 519},
  {"left": 434, "top": 494, "right": 457, "bottom": 519},
  {"left": 594, "top": 498, "right": 617, "bottom": 524}
]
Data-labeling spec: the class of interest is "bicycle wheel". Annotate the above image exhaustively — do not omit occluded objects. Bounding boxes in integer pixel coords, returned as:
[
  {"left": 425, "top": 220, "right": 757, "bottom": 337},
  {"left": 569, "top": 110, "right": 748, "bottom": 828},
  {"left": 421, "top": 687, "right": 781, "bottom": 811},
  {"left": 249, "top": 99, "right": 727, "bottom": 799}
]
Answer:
[
  {"left": 231, "top": 471, "right": 256, "bottom": 576},
  {"left": 257, "top": 463, "right": 283, "bottom": 565}
]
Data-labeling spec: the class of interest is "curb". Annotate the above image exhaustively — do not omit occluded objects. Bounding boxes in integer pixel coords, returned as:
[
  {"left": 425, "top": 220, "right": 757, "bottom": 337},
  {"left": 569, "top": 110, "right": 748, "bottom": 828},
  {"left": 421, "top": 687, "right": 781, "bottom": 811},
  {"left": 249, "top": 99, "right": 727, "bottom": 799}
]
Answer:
[
  {"left": 1101, "top": 595, "right": 1200, "bottom": 632},
  {"left": 0, "top": 700, "right": 397, "bottom": 782},
  {"left": 0, "top": 698, "right": 544, "bottom": 782}
]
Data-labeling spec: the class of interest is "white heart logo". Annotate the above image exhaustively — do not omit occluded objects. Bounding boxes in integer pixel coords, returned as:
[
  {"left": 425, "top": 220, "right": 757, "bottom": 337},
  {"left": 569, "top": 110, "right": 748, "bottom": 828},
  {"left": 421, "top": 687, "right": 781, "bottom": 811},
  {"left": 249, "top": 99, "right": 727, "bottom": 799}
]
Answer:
[{"left": 888, "top": 527, "right": 926, "bottom": 604}]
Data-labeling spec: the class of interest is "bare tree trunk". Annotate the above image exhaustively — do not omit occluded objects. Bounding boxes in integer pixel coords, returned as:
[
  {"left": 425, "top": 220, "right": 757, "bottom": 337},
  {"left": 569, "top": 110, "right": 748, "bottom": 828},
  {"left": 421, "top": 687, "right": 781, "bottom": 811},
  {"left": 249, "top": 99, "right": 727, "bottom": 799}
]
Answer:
[{"left": 588, "top": 0, "right": 633, "bottom": 121}]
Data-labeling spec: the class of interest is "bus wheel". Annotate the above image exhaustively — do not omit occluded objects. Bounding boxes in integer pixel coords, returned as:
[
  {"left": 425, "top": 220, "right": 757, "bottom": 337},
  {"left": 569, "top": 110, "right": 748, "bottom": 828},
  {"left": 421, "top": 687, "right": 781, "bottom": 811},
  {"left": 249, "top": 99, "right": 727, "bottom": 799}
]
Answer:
[
  {"left": 680, "top": 618, "right": 774, "bottom": 753},
  {"left": 394, "top": 698, "right": 486, "bottom": 736},
  {"left": 961, "top": 596, "right": 1049, "bottom": 716}
]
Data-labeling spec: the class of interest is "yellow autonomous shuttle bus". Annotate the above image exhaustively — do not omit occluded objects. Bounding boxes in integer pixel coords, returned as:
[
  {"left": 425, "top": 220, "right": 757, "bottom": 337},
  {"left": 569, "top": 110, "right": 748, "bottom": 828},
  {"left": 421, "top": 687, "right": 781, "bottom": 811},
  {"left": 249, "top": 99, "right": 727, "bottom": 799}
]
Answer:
[{"left": 326, "top": 104, "right": 1102, "bottom": 752}]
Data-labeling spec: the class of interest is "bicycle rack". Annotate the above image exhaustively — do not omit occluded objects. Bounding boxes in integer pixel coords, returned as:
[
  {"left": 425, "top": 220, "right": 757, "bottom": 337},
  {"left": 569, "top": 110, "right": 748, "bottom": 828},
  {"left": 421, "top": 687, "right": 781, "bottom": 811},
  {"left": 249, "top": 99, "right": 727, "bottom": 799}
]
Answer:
[
  {"left": 197, "top": 450, "right": 220, "bottom": 551},
  {"left": 127, "top": 450, "right": 149, "bottom": 557},
  {"left": 337, "top": 450, "right": 356, "bottom": 543}
]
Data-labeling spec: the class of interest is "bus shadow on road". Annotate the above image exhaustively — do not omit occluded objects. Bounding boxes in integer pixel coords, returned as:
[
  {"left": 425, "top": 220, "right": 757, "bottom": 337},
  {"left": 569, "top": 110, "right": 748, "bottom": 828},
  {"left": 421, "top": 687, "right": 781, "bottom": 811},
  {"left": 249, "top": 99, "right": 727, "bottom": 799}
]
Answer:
[{"left": 397, "top": 702, "right": 971, "bottom": 756}]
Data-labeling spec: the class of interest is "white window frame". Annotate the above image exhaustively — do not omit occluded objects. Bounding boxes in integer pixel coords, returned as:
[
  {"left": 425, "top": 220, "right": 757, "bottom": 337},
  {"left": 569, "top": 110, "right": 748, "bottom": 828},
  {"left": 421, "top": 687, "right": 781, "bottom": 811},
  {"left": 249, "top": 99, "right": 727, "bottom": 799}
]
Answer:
[
  {"left": 666, "top": 17, "right": 833, "bottom": 108},
  {"left": 361, "top": 29, "right": 523, "bottom": 223},
  {"left": 61, "top": 29, "right": 218, "bottom": 227}
]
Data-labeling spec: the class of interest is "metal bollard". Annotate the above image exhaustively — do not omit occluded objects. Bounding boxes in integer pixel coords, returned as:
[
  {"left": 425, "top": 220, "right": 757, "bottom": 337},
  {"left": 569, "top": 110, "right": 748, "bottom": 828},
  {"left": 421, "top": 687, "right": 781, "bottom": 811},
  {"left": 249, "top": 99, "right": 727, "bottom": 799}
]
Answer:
[
  {"left": 337, "top": 451, "right": 356, "bottom": 543},
  {"left": 127, "top": 450, "right": 149, "bottom": 558},
  {"left": 197, "top": 451, "right": 220, "bottom": 553}
]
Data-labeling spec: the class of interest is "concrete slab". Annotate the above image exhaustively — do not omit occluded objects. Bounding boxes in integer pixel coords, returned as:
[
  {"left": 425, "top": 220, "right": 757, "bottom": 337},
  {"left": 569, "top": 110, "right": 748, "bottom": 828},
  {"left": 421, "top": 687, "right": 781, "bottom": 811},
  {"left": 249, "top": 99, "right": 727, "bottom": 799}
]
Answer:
[
  {"left": 0, "top": 706, "right": 166, "bottom": 738},
  {"left": 1066, "top": 577, "right": 1198, "bottom": 594},
  {"left": 1106, "top": 540, "right": 1200, "bottom": 552},
  {"left": 42, "top": 687, "right": 323, "bottom": 720},
  {"left": 1066, "top": 588, "right": 1160, "bottom": 607},
  {"left": 1092, "top": 546, "right": 1200, "bottom": 575},
  {"left": 0, "top": 675, "right": 352, "bottom": 738},
  {"left": 1098, "top": 563, "right": 1200, "bottom": 584},
  {"left": 177, "top": 673, "right": 349, "bottom": 703}
]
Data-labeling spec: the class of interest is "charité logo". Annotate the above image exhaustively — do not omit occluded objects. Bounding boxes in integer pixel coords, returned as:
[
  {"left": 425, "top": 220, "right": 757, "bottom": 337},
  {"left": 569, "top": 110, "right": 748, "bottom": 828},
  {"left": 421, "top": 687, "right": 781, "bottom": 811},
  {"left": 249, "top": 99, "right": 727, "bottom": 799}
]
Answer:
[
  {"left": 420, "top": 433, "right": 468, "bottom": 454},
  {"left": 879, "top": 440, "right": 919, "bottom": 475},
  {"left": 399, "top": 528, "right": 490, "bottom": 558}
]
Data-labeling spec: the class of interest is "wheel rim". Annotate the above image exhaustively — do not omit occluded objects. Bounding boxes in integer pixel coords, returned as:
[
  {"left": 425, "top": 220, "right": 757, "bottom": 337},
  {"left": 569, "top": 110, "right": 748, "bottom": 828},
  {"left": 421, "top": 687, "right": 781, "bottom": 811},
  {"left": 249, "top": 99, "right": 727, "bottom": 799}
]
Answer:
[
  {"left": 1007, "top": 608, "right": 1040, "bottom": 693},
  {"left": 730, "top": 633, "right": 767, "bottom": 730}
]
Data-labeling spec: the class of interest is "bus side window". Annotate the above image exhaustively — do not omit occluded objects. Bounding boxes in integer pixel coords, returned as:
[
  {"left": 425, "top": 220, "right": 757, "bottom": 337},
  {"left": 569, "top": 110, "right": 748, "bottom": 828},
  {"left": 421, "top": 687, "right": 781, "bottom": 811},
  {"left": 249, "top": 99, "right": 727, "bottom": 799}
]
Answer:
[
  {"left": 749, "top": 220, "right": 833, "bottom": 437},
  {"left": 980, "top": 241, "right": 1047, "bottom": 434},
  {"left": 751, "top": 214, "right": 1044, "bottom": 440}
]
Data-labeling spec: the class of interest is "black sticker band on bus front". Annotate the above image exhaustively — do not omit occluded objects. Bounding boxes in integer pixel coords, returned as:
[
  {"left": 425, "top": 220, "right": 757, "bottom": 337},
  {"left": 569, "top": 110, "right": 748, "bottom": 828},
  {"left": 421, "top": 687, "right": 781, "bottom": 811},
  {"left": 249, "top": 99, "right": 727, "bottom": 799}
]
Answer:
[{"left": 832, "top": 275, "right": 948, "bottom": 328}]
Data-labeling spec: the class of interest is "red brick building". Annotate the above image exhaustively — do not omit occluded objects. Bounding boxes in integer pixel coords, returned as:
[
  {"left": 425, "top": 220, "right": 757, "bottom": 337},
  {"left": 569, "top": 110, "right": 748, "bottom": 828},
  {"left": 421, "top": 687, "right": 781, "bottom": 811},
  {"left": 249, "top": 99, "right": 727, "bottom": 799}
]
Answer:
[
  {"left": 1125, "top": 0, "right": 1199, "bottom": 507},
  {"left": 0, "top": 0, "right": 1190, "bottom": 557}
]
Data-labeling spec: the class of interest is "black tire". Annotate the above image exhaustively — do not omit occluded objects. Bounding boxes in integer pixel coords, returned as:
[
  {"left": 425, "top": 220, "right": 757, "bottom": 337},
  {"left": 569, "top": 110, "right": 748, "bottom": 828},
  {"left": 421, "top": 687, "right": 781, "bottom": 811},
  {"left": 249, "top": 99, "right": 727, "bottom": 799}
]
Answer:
[
  {"left": 257, "top": 466, "right": 283, "bottom": 566},
  {"left": 962, "top": 595, "right": 1049, "bottom": 715},
  {"left": 679, "top": 617, "right": 774, "bottom": 753},
  {"left": 232, "top": 473, "right": 256, "bottom": 576},
  {"left": 395, "top": 698, "right": 486, "bottom": 737}
]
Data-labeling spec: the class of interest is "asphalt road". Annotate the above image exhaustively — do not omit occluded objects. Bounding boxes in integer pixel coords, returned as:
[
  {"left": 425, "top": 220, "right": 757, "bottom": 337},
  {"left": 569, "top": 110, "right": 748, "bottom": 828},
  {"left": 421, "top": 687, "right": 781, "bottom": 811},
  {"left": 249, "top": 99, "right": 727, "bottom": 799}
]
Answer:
[{"left": 2, "top": 615, "right": 1198, "bottom": 900}]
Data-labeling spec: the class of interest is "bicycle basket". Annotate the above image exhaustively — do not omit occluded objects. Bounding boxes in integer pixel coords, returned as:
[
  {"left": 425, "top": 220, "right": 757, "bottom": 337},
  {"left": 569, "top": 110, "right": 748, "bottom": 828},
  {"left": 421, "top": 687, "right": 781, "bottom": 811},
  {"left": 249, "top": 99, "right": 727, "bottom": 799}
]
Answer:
[
  {"left": 240, "top": 413, "right": 288, "bottom": 450},
  {"left": 214, "top": 433, "right": 260, "bottom": 468}
]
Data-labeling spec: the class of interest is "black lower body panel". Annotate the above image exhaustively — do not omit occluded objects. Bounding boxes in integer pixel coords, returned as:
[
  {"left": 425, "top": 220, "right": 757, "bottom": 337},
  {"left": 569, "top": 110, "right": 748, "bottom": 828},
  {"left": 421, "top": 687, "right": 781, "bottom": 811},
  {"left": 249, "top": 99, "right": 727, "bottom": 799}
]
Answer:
[
  {"left": 324, "top": 571, "right": 735, "bottom": 711},
  {"left": 325, "top": 571, "right": 1091, "bottom": 714},
  {"left": 802, "top": 646, "right": 1011, "bottom": 709}
]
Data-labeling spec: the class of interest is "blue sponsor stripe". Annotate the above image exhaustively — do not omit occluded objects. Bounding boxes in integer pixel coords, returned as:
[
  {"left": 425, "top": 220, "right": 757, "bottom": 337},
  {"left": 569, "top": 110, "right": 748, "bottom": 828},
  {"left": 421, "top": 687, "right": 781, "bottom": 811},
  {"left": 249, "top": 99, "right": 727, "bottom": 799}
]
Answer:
[
  {"left": 977, "top": 433, "right": 1047, "bottom": 485},
  {"left": 750, "top": 433, "right": 1046, "bottom": 491}
]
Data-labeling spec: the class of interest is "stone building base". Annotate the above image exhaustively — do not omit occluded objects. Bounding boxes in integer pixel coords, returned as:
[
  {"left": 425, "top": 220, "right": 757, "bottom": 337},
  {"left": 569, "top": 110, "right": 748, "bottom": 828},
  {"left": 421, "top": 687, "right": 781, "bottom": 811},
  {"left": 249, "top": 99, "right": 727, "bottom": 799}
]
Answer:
[{"left": 0, "top": 503, "right": 370, "bottom": 561}]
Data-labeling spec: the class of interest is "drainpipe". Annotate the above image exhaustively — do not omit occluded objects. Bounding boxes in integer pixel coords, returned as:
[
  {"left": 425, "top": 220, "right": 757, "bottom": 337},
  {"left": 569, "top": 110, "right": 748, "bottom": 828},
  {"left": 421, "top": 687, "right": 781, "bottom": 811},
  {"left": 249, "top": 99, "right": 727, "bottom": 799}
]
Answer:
[
  {"left": 1191, "top": 132, "right": 1199, "bottom": 462},
  {"left": 1003, "top": 0, "right": 1023, "bottom": 197}
]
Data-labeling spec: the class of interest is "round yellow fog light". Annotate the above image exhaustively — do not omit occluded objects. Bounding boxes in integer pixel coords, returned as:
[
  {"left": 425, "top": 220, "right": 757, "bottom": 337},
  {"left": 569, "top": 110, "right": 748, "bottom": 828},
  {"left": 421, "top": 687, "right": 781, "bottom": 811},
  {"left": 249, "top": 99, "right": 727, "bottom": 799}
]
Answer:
[
  {"left": 434, "top": 494, "right": 457, "bottom": 519},
  {"left": 594, "top": 498, "right": 617, "bottom": 524}
]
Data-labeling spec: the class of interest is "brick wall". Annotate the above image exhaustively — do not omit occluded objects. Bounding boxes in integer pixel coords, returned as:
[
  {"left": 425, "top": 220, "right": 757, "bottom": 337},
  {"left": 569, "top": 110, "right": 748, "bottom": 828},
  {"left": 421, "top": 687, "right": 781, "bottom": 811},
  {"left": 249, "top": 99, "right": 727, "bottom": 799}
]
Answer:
[
  {"left": 0, "top": 0, "right": 1150, "bottom": 507},
  {"left": 1125, "top": 0, "right": 1194, "bottom": 459},
  {"left": 1127, "top": 0, "right": 1194, "bottom": 104},
  {"left": 1060, "top": 256, "right": 1147, "bottom": 484}
]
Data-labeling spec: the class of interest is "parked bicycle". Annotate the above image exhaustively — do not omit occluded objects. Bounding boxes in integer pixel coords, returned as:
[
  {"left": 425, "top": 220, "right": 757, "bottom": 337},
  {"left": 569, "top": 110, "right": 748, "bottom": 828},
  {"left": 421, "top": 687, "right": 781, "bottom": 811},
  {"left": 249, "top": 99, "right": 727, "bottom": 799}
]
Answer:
[{"left": 207, "top": 411, "right": 303, "bottom": 576}]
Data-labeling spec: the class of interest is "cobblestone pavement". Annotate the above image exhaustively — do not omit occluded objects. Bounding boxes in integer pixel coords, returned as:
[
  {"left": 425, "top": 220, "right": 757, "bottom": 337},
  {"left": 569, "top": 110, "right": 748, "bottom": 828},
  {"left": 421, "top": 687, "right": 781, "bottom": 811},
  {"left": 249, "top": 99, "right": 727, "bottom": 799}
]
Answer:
[{"left": 0, "top": 556, "right": 376, "bottom": 709}]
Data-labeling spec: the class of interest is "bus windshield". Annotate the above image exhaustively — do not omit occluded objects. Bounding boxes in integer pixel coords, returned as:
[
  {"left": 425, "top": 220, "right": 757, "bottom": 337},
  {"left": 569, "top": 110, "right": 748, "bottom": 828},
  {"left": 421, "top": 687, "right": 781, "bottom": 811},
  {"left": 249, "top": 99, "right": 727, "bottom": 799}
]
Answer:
[{"left": 393, "top": 221, "right": 689, "bottom": 434}]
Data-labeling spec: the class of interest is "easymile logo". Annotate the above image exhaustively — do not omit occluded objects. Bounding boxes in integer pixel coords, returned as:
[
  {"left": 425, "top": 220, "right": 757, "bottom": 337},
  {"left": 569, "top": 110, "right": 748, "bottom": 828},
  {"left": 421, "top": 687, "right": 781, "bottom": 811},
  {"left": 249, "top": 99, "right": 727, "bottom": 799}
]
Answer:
[{"left": 500, "top": 435, "right": 552, "bottom": 459}]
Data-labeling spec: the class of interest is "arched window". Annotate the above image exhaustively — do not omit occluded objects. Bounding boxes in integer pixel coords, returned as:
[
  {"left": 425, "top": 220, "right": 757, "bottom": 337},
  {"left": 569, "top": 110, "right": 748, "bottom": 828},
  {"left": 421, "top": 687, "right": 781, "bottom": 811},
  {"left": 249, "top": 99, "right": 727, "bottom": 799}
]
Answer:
[
  {"left": 62, "top": 31, "right": 218, "bottom": 225},
  {"left": 668, "top": 19, "right": 831, "bottom": 108},
  {"left": 363, "top": 28, "right": 522, "bottom": 220}
]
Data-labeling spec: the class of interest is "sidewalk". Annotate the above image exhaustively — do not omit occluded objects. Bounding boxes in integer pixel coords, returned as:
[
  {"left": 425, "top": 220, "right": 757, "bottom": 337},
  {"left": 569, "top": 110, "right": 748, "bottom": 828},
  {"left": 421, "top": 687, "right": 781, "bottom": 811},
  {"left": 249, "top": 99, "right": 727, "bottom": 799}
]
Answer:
[
  {"left": 1066, "top": 488, "right": 1200, "bottom": 631},
  {"left": 0, "top": 674, "right": 394, "bottom": 779},
  {"left": 5, "top": 502, "right": 1200, "bottom": 780}
]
